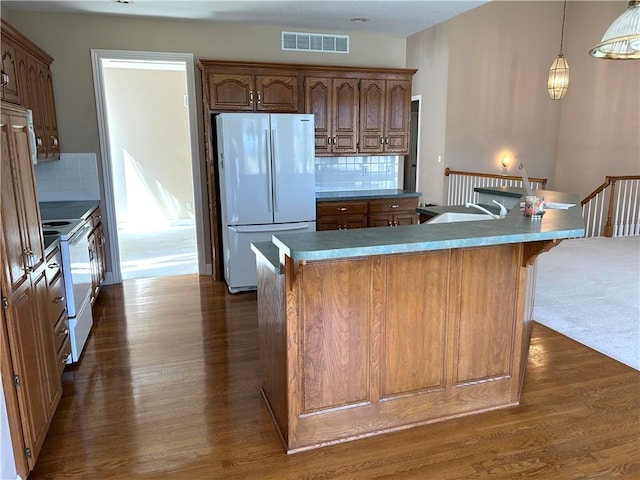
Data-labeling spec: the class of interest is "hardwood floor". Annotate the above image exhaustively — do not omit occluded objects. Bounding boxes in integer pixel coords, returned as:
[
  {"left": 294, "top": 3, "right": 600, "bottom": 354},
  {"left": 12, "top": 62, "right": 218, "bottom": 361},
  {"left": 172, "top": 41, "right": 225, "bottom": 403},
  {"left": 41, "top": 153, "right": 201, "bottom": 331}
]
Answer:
[{"left": 29, "top": 275, "right": 639, "bottom": 479}]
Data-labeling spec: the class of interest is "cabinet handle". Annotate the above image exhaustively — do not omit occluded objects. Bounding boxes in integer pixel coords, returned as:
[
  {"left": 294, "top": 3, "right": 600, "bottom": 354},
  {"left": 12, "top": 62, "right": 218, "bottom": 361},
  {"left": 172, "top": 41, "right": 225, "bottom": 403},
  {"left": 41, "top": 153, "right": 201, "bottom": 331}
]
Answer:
[
  {"left": 58, "top": 328, "right": 69, "bottom": 337},
  {"left": 1, "top": 71, "right": 8, "bottom": 87},
  {"left": 48, "top": 262, "right": 59, "bottom": 269},
  {"left": 51, "top": 136, "right": 58, "bottom": 146},
  {"left": 389, "top": 204, "right": 399, "bottom": 209},
  {"left": 61, "top": 354, "right": 71, "bottom": 364},
  {"left": 333, "top": 137, "right": 337, "bottom": 145},
  {"left": 338, "top": 207, "right": 347, "bottom": 211},
  {"left": 36, "top": 137, "right": 43, "bottom": 147},
  {"left": 249, "top": 91, "right": 254, "bottom": 103},
  {"left": 52, "top": 296, "right": 65, "bottom": 304},
  {"left": 327, "top": 136, "right": 331, "bottom": 145},
  {"left": 257, "top": 91, "right": 261, "bottom": 104},
  {"left": 380, "top": 136, "right": 384, "bottom": 145},
  {"left": 385, "top": 137, "right": 390, "bottom": 144}
]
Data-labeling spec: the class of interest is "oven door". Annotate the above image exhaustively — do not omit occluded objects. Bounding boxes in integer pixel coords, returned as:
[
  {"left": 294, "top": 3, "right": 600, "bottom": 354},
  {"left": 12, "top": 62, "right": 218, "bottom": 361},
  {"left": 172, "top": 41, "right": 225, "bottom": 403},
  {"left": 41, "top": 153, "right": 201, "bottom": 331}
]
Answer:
[{"left": 62, "top": 221, "right": 93, "bottom": 318}]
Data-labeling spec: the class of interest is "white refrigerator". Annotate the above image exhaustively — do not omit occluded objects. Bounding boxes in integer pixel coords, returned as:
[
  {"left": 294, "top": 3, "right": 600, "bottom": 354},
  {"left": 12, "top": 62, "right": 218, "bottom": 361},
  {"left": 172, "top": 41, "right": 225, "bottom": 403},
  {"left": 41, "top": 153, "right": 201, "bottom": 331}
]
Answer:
[{"left": 216, "top": 113, "right": 316, "bottom": 293}]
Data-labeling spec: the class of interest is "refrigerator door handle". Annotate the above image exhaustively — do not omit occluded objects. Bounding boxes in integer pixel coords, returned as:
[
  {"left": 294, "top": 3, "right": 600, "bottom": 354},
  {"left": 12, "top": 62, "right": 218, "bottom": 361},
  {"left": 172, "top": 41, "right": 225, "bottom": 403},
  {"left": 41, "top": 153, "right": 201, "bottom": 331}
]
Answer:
[
  {"left": 234, "top": 224, "right": 313, "bottom": 233},
  {"left": 265, "top": 129, "right": 273, "bottom": 213},
  {"left": 271, "top": 128, "right": 279, "bottom": 213}
]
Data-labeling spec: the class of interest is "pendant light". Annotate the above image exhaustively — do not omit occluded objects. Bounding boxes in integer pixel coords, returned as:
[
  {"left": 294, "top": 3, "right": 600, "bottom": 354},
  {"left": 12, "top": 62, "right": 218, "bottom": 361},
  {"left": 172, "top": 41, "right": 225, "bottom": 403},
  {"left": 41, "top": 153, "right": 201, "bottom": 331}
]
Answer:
[
  {"left": 548, "top": 0, "right": 569, "bottom": 100},
  {"left": 589, "top": 0, "right": 640, "bottom": 59}
]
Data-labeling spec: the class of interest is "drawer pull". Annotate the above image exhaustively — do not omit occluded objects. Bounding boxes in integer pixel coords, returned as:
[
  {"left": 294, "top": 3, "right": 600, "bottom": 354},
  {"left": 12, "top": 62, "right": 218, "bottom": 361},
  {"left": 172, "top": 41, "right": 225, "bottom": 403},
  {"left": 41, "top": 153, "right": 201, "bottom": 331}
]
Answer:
[
  {"left": 52, "top": 296, "right": 65, "bottom": 304},
  {"left": 58, "top": 329, "right": 69, "bottom": 337},
  {"left": 338, "top": 207, "right": 348, "bottom": 211},
  {"left": 389, "top": 204, "right": 400, "bottom": 209},
  {"left": 48, "top": 262, "right": 59, "bottom": 269},
  {"left": 60, "top": 354, "right": 71, "bottom": 364}
]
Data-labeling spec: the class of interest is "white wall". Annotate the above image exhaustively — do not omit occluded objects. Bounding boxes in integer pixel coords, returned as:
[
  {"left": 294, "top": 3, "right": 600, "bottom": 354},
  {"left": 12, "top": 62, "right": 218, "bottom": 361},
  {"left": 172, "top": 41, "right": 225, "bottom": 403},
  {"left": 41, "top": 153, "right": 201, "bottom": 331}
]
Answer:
[{"left": 407, "top": 1, "right": 640, "bottom": 204}]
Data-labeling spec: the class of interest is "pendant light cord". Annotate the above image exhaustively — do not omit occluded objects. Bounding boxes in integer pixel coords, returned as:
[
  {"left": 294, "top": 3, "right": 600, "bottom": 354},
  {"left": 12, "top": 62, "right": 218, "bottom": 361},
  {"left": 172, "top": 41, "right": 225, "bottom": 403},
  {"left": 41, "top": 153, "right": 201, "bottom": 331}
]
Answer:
[{"left": 559, "top": 0, "right": 567, "bottom": 53}]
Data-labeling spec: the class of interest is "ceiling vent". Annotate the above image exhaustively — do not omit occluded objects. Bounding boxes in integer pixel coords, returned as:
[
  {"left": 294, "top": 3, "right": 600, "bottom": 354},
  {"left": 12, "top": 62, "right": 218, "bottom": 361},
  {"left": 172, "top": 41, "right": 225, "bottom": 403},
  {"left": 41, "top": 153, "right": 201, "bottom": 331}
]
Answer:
[{"left": 282, "top": 31, "right": 349, "bottom": 54}]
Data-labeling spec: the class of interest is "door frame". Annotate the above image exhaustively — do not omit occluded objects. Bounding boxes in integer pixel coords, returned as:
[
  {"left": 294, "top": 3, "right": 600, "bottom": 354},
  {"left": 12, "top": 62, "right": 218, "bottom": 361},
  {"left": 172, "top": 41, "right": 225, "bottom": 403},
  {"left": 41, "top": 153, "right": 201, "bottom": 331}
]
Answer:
[{"left": 90, "top": 49, "right": 208, "bottom": 283}]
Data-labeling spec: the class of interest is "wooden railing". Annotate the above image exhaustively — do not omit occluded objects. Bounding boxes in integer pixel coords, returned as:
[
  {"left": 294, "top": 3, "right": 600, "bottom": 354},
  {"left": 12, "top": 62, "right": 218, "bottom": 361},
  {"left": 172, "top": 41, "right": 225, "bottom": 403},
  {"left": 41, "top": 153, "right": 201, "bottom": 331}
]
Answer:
[
  {"left": 444, "top": 168, "right": 548, "bottom": 206},
  {"left": 582, "top": 175, "right": 640, "bottom": 237}
]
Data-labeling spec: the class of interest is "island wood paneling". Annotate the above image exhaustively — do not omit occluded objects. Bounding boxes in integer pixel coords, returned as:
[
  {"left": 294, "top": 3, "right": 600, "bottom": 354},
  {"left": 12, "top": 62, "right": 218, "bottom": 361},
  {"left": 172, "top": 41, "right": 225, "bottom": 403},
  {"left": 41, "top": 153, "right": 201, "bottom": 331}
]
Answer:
[
  {"left": 452, "top": 245, "right": 520, "bottom": 384},
  {"left": 382, "top": 251, "right": 449, "bottom": 397},
  {"left": 298, "top": 258, "right": 371, "bottom": 413},
  {"left": 260, "top": 243, "right": 532, "bottom": 453}
]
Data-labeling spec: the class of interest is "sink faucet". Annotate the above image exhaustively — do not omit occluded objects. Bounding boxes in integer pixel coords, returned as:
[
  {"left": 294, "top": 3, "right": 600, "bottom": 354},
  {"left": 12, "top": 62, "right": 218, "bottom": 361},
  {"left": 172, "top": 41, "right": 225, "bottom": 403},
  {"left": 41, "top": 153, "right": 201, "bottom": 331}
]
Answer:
[{"left": 465, "top": 200, "right": 508, "bottom": 219}]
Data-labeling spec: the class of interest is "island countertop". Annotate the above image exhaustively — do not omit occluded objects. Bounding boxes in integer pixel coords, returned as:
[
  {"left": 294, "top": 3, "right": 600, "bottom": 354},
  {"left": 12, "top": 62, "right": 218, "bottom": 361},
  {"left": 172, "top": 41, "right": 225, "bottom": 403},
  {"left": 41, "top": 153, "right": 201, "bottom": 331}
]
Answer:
[{"left": 269, "top": 188, "right": 583, "bottom": 261}]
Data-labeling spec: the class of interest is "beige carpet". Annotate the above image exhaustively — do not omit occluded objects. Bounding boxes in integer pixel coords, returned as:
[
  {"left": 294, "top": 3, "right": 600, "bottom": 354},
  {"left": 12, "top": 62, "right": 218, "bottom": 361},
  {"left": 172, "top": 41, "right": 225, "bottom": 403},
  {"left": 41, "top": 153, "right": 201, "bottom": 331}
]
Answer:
[{"left": 533, "top": 236, "right": 640, "bottom": 370}]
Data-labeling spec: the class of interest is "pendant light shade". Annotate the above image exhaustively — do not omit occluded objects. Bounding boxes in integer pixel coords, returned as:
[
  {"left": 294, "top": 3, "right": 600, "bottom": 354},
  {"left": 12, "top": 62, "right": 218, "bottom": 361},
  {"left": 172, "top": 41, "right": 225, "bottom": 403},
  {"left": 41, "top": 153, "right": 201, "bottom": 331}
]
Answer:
[
  {"left": 548, "top": 53, "right": 570, "bottom": 99},
  {"left": 548, "top": 0, "right": 569, "bottom": 100},
  {"left": 589, "top": 0, "right": 640, "bottom": 59}
]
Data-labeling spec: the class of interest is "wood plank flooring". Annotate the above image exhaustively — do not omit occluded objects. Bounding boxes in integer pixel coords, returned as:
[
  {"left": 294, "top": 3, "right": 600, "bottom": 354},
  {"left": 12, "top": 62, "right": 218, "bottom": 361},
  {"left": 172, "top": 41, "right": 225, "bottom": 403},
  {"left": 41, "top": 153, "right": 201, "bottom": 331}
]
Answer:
[{"left": 29, "top": 275, "right": 639, "bottom": 479}]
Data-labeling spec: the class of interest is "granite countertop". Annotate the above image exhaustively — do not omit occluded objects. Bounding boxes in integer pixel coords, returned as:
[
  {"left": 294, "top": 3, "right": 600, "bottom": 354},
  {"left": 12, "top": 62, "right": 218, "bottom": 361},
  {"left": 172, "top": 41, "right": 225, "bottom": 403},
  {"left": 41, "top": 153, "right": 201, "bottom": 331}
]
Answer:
[
  {"left": 39, "top": 200, "right": 100, "bottom": 221},
  {"left": 262, "top": 188, "right": 583, "bottom": 262},
  {"left": 316, "top": 189, "right": 422, "bottom": 202}
]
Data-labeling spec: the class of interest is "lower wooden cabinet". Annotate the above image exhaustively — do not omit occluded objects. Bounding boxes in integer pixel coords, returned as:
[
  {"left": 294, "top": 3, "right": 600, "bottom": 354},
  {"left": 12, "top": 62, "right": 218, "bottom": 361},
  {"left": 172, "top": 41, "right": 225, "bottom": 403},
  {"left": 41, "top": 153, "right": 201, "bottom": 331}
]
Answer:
[
  {"left": 316, "top": 201, "right": 367, "bottom": 231},
  {"left": 316, "top": 197, "right": 418, "bottom": 231}
]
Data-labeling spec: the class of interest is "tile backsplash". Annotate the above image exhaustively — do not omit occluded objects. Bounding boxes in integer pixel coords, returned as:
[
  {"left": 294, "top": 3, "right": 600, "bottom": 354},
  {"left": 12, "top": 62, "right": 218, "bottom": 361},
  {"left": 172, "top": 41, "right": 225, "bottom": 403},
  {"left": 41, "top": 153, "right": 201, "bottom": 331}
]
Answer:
[
  {"left": 315, "top": 156, "right": 399, "bottom": 192},
  {"left": 34, "top": 153, "right": 100, "bottom": 201}
]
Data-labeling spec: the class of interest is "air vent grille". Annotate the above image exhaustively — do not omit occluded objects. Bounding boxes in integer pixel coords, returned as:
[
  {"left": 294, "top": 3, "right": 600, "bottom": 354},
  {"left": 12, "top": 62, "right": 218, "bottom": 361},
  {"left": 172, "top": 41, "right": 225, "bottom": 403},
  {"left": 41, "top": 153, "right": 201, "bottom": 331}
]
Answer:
[{"left": 282, "top": 31, "right": 349, "bottom": 54}]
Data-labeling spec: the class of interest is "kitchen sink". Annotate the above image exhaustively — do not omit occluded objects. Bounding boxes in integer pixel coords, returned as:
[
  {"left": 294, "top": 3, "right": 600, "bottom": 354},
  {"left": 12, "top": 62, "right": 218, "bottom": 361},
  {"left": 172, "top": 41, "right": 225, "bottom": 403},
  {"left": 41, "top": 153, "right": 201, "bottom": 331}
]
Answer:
[{"left": 426, "top": 212, "right": 494, "bottom": 224}]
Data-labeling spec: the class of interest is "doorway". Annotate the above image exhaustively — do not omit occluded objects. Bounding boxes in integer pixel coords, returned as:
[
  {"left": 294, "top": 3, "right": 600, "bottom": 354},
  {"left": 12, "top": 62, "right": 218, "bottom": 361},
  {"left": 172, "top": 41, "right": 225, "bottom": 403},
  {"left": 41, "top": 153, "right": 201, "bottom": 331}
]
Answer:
[
  {"left": 403, "top": 98, "right": 420, "bottom": 192},
  {"left": 91, "top": 50, "right": 206, "bottom": 283}
]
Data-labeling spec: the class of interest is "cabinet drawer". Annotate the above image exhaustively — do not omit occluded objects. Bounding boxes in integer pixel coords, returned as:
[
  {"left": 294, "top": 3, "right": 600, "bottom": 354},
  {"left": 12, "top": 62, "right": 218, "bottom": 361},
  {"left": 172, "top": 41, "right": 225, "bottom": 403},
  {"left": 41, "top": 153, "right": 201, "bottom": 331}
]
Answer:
[
  {"left": 48, "top": 273, "right": 66, "bottom": 325},
  {"left": 53, "top": 314, "right": 69, "bottom": 353},
  {"left": 317, "top": 201, "right": 368, "bottom": 217},
  {"left": 57, "top": 336, "right": 71, "bottom": 375},
  {"left": 368, "top": 198, "right": 417, "bottom": 214},
  {"left": 45, "top": 247, "right": 62, "bottom": 284}
]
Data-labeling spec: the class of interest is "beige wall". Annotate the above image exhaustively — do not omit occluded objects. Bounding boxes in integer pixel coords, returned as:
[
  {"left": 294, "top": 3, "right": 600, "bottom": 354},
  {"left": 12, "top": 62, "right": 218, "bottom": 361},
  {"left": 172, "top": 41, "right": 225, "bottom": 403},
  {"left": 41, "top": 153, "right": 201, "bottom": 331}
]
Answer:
[
  {"left": 556, "top": 1, "right": 640, "bottom": 198},
  {"left": 408, "top": 0, "right": 639, "bottom": 204}
]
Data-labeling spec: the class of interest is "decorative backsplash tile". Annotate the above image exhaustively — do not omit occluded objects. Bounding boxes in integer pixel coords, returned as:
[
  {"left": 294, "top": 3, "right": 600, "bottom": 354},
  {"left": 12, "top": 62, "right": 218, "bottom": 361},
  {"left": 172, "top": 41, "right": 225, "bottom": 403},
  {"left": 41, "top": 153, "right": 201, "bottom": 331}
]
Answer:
[
  {"left": 315, "top": 156, "right": 399, "bottom": 192},
  {"left": 34, "top": 153, "right": 100, "bottom": 201}
]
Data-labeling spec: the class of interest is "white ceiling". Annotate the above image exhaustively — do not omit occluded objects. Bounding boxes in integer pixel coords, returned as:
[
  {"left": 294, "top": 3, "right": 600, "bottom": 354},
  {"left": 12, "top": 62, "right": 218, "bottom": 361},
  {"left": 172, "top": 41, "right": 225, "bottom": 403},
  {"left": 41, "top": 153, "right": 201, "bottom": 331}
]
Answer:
[{"left": 1, "top": 1, "right": 488, "bottom": 37}]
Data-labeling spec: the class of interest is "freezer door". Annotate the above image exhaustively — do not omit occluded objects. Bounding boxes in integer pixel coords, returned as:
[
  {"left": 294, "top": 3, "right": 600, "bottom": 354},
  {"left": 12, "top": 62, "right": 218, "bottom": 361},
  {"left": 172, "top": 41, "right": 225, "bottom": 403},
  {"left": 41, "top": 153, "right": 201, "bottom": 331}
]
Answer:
[
  {"left": 225, "top": 223, "right": 315, "bottom": 293},
  {"left": 270, "top": 114, "right": 316, "bottom": 224},
  {"left": 217, "top": 113, "right": 273, "bottom": 225}
]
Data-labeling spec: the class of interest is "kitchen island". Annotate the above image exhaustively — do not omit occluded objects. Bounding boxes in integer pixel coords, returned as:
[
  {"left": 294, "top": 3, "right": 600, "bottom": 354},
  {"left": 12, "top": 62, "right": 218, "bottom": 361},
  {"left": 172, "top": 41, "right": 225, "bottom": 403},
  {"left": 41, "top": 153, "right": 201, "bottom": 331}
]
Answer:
[{"left": 252, "top": 189, "right": 584, "bottom": 453}]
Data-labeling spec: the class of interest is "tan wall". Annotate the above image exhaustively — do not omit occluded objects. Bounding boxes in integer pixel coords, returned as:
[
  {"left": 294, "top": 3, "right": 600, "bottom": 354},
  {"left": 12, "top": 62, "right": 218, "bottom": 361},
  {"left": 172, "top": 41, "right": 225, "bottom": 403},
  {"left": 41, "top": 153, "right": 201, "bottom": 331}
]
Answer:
[
  {"left": 103, "top": 67, "right": 193, "bottom": 225},
  {"left": 408, "top": 0, "right": 639, "bottom": 204},
  {"left": 555, "top": 1, "right": 640, "bottom": 198}
]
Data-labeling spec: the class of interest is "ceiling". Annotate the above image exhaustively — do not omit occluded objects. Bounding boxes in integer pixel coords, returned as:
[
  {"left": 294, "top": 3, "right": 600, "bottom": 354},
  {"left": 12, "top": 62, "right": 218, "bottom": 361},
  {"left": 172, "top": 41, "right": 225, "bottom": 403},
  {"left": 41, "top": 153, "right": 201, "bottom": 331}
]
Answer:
[{"left": 1, "top": 1, "right": 488, "bottom": 37}]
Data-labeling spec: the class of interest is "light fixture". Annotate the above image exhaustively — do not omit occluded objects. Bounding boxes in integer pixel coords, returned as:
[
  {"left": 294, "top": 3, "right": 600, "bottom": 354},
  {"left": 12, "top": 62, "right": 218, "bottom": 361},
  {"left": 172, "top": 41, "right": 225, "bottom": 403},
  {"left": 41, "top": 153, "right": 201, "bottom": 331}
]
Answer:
[
  {"left": 589, "top": 0, "right": 640, "bottom": 59},
  {"left": 502, "top": 156, "right": 510, "bottom": 168},
  {"left": 548, "top": 0, "right": 569, "bottom": 100}
]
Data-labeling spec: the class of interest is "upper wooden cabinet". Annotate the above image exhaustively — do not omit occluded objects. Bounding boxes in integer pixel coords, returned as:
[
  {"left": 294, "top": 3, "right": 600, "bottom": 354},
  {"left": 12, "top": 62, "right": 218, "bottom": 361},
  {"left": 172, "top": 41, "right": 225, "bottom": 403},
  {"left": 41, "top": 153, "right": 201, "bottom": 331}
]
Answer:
[
  {"left": 304, "top": 77, "right": 358, "bottom": 155},
  {"left": 359, "top": 78, "right": 412, "bottom": 155},
  {"left": 197, "top": 60, "right": 416, "bottom": 157},
  {"left": 1, "top": 38, "right": 22, "bottom": 104},
  {"left": 203, "top": 66, "right": 300, "bottom": 112},
  {"left": 1, "top": 19, "right": 61, "bottom": 162}
]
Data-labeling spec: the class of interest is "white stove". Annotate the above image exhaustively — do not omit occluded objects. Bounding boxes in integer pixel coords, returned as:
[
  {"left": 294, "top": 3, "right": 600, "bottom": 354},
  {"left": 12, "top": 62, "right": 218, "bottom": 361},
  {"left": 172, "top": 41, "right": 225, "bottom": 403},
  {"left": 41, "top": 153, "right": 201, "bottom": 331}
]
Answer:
[{"left": 42, "top": 218, "right": 94, "bottom": 363}]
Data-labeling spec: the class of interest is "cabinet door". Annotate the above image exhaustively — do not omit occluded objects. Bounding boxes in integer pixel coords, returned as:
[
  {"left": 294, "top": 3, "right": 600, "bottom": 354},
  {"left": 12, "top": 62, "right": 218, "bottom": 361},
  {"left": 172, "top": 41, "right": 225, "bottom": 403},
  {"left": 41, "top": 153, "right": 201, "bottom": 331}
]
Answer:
[
  {"left": 304, "top": 77, "right": 332, "bottom": 154},
  {"left": 1, "top": 38, "right": 21, "bottom": 104},
  {"left": 358, "top": 79, "right": 385, "bottom": 154},
  {"left": 332, "top": 78, "right": 358, "bottom": 154},
  {"left": 0, "top": 111, "right": 43, "bottom": 289},
  {"left": 24, "top": 56, "right": 47, "bottom": 159},
  {"left": 1, "top": 112, "right": 30, "bottom": 291},
  {"left": 384, "top": 79, "right": 411, "bottom": 154},
  {"left": 256, "top": 75, "right": 299, "bottom": 112},
  {"left": 208, "top": 73, "right": 255, "bottom": 111},
  {"left": 4, "top": 284, "right": 49, "bottom": 471},
  {"left": 34, "top": 270, "right": 62, "bottom": 419},
  {"left": 38, "top": 63, "right": 60, "bottom": 160}
]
